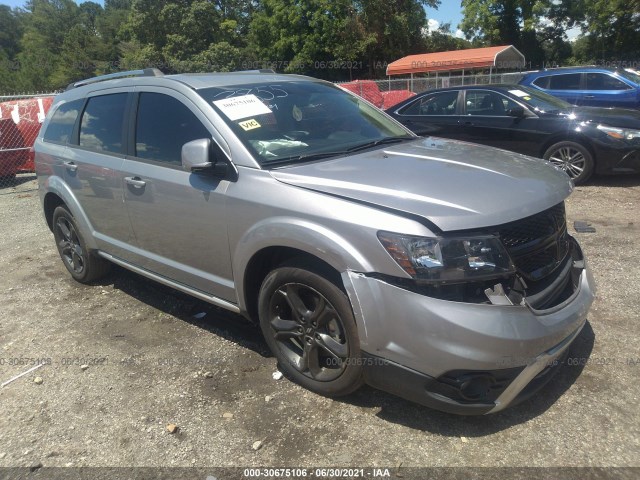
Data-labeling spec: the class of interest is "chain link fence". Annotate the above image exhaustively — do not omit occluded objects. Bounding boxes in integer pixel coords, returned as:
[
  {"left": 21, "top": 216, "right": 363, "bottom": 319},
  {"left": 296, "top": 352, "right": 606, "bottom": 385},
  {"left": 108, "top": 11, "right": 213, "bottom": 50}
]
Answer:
[
  {"left": 338, "top": 71, "right": 527, "bottom": 108},
  {"left": 0, "top": 71, "right": 525, "bottom": 193},
  {"left": 0, "top": 94, "right": 56, "bottom": 194}
]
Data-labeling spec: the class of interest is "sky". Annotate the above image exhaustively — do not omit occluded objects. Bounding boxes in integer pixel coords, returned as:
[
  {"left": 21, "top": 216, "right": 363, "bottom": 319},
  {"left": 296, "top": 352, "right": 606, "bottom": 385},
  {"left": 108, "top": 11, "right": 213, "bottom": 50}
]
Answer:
[{"left": 425, "top": 1, "right": 466, "bottom": 38}]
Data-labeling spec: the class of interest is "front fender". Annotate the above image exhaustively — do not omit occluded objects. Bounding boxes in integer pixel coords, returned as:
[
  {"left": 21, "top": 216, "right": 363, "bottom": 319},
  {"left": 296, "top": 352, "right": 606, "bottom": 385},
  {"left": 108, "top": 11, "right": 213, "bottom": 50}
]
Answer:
[{"left": 232, "top": 216, "right": 374, "bottom": 313}]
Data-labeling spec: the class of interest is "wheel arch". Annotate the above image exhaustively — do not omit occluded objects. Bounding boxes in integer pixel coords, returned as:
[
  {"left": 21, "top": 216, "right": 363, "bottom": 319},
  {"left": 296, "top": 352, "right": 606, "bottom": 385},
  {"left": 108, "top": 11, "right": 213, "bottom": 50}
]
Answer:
[
  {"left": 539, "top": 133, "right": 596, "bottom": 164},
  {"left": 41, "top": 177, "right": 98, "bottom": 250},
  {"left": 234, "top": 218, "right": 374, "bottom": 322}
]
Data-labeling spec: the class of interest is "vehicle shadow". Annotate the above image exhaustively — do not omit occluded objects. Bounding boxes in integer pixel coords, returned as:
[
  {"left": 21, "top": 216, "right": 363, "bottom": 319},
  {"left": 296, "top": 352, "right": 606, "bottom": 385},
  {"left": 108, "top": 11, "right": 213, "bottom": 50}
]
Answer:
[
  {"left": 338, "top": 321, "right": 595, "bottom": 435},
  {"left": 99, "top": 265, "right": 271, "bottom": 358},
  {"left": 96, "top": 265, "right": 594, "bottom": 433},
  {"left": 582, "top": 174, "right": 640, "bottom": 188},
  {"left": 0, "top": 173, "right": 36, "bottom": 190}
]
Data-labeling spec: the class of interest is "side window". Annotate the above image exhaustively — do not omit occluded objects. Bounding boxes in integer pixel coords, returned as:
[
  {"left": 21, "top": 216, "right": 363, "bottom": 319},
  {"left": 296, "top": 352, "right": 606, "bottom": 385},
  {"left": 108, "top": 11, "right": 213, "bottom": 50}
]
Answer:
[
  {"left": 547, "top": 74, "right": 582, "bottom": 90},
  {"left": 79, "top": 93, "right": 128, "bottom": 153},
  {"left": 135, "top": 93, "right": 211, "bottom": 165},
  {"left": 465, "top": 91, "right": 518, "bottom": 116},
  {"left": 586, "top": 73, "right": 630, "bottom": 90},
  {"left": 400, "top": 91, "right": 459, "bottom": 116},
  {"left": 532, "top": 76, "right": 551, "bottom": 89},
  {"left": 43, "top": 99, "right": 84, "bottom": 144}
]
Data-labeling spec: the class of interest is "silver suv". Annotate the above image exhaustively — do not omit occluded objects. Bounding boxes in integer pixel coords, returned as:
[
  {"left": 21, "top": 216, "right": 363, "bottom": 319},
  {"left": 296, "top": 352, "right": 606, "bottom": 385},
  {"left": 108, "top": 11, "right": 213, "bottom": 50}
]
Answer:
[{"left": 35, "top": 69, "right": 595, "bottom": 414}]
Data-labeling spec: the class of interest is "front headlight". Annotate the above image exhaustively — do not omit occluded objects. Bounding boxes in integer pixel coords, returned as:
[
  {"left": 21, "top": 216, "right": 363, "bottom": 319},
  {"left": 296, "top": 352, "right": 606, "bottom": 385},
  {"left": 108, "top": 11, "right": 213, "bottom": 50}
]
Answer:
[
  {"left": 378, "top": 231, "right": 515, "bottom": 283},
  {"left": 597, "top": 124, "right": 640, "bottom": 141}
]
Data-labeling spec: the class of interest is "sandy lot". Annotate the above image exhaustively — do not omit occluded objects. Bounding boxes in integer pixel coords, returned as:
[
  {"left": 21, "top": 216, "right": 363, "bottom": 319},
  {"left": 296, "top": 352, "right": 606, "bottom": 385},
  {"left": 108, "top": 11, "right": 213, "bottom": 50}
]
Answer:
[{"left": 0, "top": 173, "right": 639, "bottom": 477}]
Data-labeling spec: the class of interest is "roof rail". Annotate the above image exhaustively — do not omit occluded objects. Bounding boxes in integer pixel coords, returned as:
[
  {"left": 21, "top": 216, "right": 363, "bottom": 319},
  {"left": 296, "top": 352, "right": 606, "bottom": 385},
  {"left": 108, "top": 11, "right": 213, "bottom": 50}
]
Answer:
[{"left": 66, "top": 68, "right": 164, "bottom": 90}]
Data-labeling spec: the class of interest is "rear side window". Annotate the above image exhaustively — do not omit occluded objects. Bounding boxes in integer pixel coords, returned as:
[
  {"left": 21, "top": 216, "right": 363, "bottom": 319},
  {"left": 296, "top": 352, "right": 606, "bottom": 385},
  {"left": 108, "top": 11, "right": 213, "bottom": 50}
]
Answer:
[
  {"left": 535, "top": 73, "right": 581, "bottom": 90},
  {"left": 135, "top": 93, "right": 210, "bottom": 165},
  {"left": 43, "top": 99, "right": 84, "bottom": 144},
  {"left": 79, "top": 93, "right": 128, "bottom": 153},
  {"left": 400, "top": 91, "right": 459, "bottom": 116},
  {"left": 585, "top": 73, "right": 630, "bottom": 90}
]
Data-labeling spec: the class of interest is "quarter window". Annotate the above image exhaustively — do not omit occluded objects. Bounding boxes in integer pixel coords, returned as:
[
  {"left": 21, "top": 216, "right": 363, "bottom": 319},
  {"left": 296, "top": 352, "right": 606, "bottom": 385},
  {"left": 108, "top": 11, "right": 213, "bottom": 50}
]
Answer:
[
  {"left": 79, "top": 94, "right": 128, "bottom": 153},
  {"left": 135, "top": 93, "right": 211, "bottom": 165},
  {"left": 401, "top": 91, "right": 459, "bottom": 116},
  {"left": 43, "top": 99, "right": 84, "bottom": 144}
]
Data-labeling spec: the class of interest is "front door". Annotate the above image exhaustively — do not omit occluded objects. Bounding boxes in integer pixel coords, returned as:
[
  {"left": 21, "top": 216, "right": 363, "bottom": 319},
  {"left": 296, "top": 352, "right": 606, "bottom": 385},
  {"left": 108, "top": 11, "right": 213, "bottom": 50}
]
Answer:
[{"left": 121, "top": 90, "right": 235, "bottom": 301}]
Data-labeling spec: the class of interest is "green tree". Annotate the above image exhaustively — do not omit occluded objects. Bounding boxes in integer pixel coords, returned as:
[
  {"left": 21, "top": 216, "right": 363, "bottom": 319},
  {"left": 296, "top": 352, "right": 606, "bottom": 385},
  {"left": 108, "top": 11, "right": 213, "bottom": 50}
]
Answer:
[
  {"left": 122, "top": 0, "right": 245, "bottom": 72},
  {"left": 424, "top": 22, "right": 472, "bottom": 53},
  {"left": 460, "top": 0, "right": 551, "bottom": 67},
  {"left": 0, "top": 5, "right": 24, "bottom": 60}
]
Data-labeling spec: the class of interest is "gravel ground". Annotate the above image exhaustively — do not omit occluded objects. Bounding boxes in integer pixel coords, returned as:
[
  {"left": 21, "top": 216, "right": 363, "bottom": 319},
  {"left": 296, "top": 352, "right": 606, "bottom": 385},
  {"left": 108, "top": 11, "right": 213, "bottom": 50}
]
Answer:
[{"left": 0, "top": 173, "right": 639, "bottom": 475}]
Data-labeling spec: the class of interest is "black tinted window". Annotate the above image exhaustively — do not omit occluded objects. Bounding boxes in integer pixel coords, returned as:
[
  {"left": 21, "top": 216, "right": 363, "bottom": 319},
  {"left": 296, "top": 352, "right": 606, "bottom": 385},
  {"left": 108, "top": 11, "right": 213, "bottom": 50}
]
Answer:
[
  {"left": 401, "top": 91, "right": 459, "bottom": 115},
  {"left": 465, "top": 91, "right": 519, "bottom": 116},
  {"left": 586, "top": 73, "right": 630, "bottom": 90},
  {"left": 135, "top": 93, "right": 210, "bottom": 165},
  {"left": 43, "top": 99, "right": 84, "bottom": 144},
  {"left": 79, "top": 94, "right": 127, "bottom": 153},
  {"left": 547, "top": 74, "right": 582, "bottom": 90}
]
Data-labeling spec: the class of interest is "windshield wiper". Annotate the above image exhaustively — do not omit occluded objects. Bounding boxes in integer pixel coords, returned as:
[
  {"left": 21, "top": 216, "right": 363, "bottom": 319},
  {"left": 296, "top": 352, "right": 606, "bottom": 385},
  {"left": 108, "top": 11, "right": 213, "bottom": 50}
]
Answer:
[
  {"left": 346, "top": 136, "right": 413, "bottom": 153},
  {"left": 263, "top": 151, "right": 348, "bottom": 167}
]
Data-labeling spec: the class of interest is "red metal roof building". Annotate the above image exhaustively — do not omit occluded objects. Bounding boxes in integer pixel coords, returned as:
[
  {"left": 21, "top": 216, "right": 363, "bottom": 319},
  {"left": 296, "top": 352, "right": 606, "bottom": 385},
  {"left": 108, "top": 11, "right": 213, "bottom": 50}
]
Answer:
[{"left": 386, "top": 45, "right": 525, "bottom": 76}]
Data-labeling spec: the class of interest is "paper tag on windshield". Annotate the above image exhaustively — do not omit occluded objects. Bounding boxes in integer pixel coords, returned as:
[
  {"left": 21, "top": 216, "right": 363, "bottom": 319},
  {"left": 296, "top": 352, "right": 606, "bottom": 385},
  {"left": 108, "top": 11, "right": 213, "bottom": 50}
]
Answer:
[
  {"left": 509, "top": 89, "right": 529, "bottom": 98},
  {"left": 213, "top": 94, "right": 272, "bottom": 121}
]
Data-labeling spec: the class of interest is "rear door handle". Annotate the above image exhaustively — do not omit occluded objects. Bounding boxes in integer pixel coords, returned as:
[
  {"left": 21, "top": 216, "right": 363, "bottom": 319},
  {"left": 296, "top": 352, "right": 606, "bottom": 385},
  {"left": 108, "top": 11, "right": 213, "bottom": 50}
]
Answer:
[
  {"left": 63, "top": 161, "right": 77, "bottom": 172},
  {"left": 124, "top": 176, "right": 146, "bottom": 188},
  {"left": 584, "top": 95, "right": 595, "bottom": 99}
]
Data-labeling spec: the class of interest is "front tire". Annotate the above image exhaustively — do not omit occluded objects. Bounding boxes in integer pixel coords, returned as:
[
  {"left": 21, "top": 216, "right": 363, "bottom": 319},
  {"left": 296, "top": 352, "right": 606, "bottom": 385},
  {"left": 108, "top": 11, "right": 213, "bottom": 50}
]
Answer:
[
  {"left": 543, "top": 141, "right": 594, "bottom": 184},
  {"left": 258, "top": 265, "right": 364, "bottom": 397},
  {"left": 52, "top": 205, "right": 110, "bottom": 283}
]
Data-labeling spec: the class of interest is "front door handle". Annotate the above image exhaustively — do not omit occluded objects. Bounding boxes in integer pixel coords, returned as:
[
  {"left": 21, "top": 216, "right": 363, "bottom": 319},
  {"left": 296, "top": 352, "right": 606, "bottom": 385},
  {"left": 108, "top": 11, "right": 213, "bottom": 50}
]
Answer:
[
  {"left": 63, "top": 161, "right": 77, "bottom": 172},
  {"left": 124, "top": 176, "right": 146, "bottom": 188},
  {"left": 584, "top": 95, "right": 595, "bottom": 99}
]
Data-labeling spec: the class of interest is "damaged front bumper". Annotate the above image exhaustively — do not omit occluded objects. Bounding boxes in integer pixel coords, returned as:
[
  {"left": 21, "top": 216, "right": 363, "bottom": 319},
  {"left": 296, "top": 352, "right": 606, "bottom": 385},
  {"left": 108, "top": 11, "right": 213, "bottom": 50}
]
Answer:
[{"left": 343, "top": 238, "right": 596, "bottom": 415}]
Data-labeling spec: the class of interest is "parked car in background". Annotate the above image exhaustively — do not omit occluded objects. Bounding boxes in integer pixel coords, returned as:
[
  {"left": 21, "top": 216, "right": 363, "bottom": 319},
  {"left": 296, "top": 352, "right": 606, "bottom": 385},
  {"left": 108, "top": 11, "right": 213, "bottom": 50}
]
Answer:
[
  {"left": 519, "top": 67, "right": 640, "bottom": 109},
  {"left": 0, "top": 96, "right": 54, "bottom": 180},
  {"left": 386, "top": 84, "right": 640, "bottom": 184},
  {"left": 35, "top": 69, "right": 594, "bottom": 414}
]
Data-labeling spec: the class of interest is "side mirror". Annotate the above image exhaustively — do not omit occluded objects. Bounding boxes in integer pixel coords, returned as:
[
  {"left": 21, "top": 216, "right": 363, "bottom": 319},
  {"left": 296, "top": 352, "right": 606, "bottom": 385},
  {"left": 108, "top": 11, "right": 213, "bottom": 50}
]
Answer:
[
  {"left": 507, "top": 106, "right": 526, "bottom": 118},
  {"left": 181, "top": 138, "right": 228, "bottom": 176}
]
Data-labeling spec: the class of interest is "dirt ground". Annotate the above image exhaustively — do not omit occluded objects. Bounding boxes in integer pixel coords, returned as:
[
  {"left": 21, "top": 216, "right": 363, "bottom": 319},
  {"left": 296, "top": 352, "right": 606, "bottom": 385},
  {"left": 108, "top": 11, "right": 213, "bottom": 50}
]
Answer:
[{"left": 0, "top": 173, "right": 639, "bottom": 475}]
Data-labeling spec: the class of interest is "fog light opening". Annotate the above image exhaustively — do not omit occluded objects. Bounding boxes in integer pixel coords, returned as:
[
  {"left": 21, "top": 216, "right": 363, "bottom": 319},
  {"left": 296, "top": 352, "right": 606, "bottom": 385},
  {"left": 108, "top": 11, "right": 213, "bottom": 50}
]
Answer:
[{"left": 459, "top": 374, "right": 496, "bottom": 402}]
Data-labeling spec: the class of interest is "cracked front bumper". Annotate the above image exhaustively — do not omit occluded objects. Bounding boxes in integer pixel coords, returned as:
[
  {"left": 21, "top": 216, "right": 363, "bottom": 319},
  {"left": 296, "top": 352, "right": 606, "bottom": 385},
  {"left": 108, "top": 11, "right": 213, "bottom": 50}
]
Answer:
[{"left": 343, "top": 247, "right": 596, "bottom": 414}]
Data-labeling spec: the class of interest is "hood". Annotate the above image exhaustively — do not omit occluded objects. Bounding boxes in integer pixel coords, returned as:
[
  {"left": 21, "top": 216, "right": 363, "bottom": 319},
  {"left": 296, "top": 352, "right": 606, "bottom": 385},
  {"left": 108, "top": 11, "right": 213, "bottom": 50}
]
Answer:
[
  {"left": 566, "top": 107, "right": 640, "bottom": 129},
  {"left": 270, "top": 137, "right": 573, "bottom": 232}
]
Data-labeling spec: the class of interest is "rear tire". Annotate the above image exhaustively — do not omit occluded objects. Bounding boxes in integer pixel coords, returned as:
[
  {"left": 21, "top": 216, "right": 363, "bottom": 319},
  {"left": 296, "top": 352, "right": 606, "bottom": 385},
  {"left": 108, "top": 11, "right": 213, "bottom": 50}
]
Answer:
[
  {"left": 543, "top": 141, "right": 594, "bottom": 185},
  {"left": 52, "top": 205, "right": 110, "bottom": 283},
  {"left": 258, "top": 265, "right": 364, "bottom": 397}
]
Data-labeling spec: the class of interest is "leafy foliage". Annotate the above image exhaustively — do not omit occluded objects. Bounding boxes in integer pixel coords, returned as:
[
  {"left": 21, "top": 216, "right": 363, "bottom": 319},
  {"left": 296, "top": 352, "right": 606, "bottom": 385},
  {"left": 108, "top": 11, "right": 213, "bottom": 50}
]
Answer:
[{"left": 0, "top": 0, "right": 638, "bottom": 92}]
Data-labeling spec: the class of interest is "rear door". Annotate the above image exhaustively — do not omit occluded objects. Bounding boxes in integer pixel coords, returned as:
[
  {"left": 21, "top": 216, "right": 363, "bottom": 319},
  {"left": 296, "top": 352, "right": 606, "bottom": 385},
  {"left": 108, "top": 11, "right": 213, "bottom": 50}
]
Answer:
[
  {"left": 65, "top": 90, "right": 135, "bottom": 258},
  {"left": 532, "top": 73, "right": 583, "bottom": 105},
  {"left": 121, "top": 88, "right": 235, "bottom": 301},
  {"left": 583, "top": 72, "right": 637, "bottom": 108},
  {"left": 391, "top": 90, "right": 465, "bottom": 139}
]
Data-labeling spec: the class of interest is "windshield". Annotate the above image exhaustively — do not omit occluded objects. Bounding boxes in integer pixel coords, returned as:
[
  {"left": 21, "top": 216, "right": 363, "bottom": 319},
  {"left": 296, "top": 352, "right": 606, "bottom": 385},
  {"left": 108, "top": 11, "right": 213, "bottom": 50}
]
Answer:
[
  {"left": 506, "top": 85, "right": 573, "bottom": 113},
  {"left": 619, "top": 69, "right": 640, "bottom": 85},
  {"left": 198, "top": 81, "right": 413, "bottom": 167}
]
